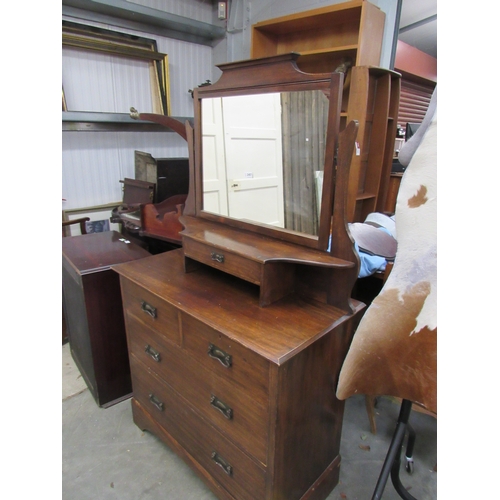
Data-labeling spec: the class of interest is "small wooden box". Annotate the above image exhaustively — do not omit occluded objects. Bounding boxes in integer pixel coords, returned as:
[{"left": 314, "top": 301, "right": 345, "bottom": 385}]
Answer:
[{"left": 134, "top": 151, "right": 189, "bottom": 203}]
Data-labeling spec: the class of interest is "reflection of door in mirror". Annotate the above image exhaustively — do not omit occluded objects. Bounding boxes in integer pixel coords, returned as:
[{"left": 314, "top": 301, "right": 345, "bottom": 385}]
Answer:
[
  {"left": 201, "top": 90, "right": 329, "bottom": 236},
  {"left": 201, "top": 97, "right": 229, "bottom": 216},
  {"left": 202, "top": 93, "right": 285, "bottom": 228}
]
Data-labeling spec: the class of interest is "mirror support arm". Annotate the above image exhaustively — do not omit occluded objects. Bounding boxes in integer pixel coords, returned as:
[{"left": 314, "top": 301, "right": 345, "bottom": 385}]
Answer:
[
  {"left": 318, "top": 73, "right": 344, "bottom": 249},
  {"left": 328, "top": 120, "right": 360, "bottom": 313}
]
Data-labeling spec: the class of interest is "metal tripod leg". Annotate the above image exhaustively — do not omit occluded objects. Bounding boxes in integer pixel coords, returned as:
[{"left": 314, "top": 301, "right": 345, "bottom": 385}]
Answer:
[{"left": 372, "top": 399, "right": 417, "bottom": 500}]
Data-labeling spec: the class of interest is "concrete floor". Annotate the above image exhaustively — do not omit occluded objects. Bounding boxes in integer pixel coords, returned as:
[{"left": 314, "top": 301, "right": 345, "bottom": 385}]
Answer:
[{"left": 62, "top": 344, "right": 437, "bottom": 499}]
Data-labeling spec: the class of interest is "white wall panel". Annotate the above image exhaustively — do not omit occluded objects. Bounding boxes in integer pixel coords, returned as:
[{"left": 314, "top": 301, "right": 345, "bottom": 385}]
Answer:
[
  {"left": 62, "top": 131, "right": 188, "bottom": 210},
  {"left": 62, "top": 48, "right": 155, "bottom": 113},
  {"left": 154, "top": 38, "right": 213, "bottom": 116},
  {"left": 62, "top": 7, "right": 212, "bottom": 213}
]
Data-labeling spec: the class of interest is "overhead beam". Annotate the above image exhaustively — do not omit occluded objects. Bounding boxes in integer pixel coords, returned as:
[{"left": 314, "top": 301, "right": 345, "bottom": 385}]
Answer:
[
  {"left": 62, "top": 0, "right": 226, "bottom": 46},
  {"left": 399, "top": 14, "right": 437, "bottom": 34}
]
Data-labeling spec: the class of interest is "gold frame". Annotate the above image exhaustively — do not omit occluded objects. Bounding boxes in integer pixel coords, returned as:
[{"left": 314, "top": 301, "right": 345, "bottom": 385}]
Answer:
[{"left": 62, "top": 21, "right": 171, "bottom": 115}]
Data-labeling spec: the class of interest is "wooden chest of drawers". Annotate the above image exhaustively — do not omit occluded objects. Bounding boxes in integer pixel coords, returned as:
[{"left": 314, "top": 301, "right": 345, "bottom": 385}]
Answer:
[{"left": 113, "top": 249, "right": 364, "bottom": 499}]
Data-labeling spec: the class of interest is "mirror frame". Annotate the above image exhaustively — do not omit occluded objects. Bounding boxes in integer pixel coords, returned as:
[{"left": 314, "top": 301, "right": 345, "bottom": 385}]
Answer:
[{"left": 190, "top": 53, "right": 344, "bottom": 251}]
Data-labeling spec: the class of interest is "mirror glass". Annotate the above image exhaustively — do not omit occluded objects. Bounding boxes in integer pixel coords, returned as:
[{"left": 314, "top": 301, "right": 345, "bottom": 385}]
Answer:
[{"left": 201, "top": 90, "right": 329, "bottom": 236}]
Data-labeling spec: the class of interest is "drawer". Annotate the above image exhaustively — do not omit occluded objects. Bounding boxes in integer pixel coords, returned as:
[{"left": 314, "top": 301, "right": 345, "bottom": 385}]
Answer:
[
  {"left": 181, "top": 312, "right": 269, "bottom": 408},
  {"left": 183, "top": 237, "right": 262, "bottom": 286},
  {"left": 130, "top": 355, "right": 266, "bottom": 500},
  {"left": 127, "top": 319, "right": 269, "bottom": 465},
  {"left": 120, "top": 278, "right": 181, "bottom": 346}
]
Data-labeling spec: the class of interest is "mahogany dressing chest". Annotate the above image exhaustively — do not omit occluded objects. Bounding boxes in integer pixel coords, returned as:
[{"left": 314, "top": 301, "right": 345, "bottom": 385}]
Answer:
[{"left": 113, "top": 54, "right": 365, "bottom": 499}]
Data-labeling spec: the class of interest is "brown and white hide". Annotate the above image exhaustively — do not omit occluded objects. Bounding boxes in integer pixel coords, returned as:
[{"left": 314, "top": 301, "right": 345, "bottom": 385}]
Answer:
[{"left": 336, "top": 108, "right": 437, "bottom": 415}]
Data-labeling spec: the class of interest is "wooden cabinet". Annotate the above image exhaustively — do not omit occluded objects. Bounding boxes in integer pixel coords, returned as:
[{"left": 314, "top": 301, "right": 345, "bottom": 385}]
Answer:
[
  {"left": 62, "top": 231, "right": 150, "bottom": 407},
  {"left": 251, "top": 0, "right": 385, "bottom": 73},
  {"left": 251, "top": 1, "right": 400, "bottom": 222},
  {"left": 134, "top": 151, "right": 189, "bottom": 204},
  {"left": 114, "top": 249, "right": 364, "bottom": 500}
]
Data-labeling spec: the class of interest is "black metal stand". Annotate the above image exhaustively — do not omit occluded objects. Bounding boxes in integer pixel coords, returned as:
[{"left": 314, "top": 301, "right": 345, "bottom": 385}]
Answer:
[{"left": 372, "top": 399, "right": 417, "bottom": 500}]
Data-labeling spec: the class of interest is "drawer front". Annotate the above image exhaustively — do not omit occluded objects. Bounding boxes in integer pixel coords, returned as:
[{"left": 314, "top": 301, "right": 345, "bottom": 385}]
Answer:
[
  {"left": 183, "top": 237, "right": 261, "bottom": 285},
  {"left": 130, "top": 355, "right": 267, "bottom": 500},
  {"left": 181, "top": 313, "right": 269, "bottom": 408},
  {"left": 127, "top": 317, "right": 269, "bottom": 465},
  {"left": 120, "top": 279, "right": 181, "bottom": 346}
]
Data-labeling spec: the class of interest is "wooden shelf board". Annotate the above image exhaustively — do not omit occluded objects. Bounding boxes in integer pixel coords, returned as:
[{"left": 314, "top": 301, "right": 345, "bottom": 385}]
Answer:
[
  {"left": 355, "top": 193, "right": 376, "bottom": 201},
  {"left": 252, "top": 2, "right": 363, "bottom": 35},
  {"left": 62, "top": 111, "right": 193, "bottom": 132}
]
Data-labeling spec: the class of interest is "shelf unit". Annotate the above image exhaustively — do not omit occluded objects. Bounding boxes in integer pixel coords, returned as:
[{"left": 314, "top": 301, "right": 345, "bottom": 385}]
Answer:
[
  {"left": 251, "top": 0, "right": 385, "bottom": 73},
  {"left": 342, "top": 66, "right": 401, "bottom": 222},
  {"left": 251, "top": 0, "right": 400, "bottom": 223}
]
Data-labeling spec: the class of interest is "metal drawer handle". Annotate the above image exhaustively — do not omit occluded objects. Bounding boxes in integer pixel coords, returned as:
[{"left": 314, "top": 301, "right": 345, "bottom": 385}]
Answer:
[
  {"left": 148, "top": 393, "right": 164, "bottom": 412},
  {"left": 210, "top": 395, "right": 233, "bottom": 420},
  {"left": 211, "top": 451, "right": 233, "bottom": 476},
  {"left": 145, "top": 344, "right": 161, "bottom": 362},
  {"left": 211, "top": 252, "right": 224, "bottom": 263},
  {"left": 141, "top": 300, "right": 157, "bottom": 319},
  {"left": 207, "top": 343, "right": 232, "bottom": 368}
]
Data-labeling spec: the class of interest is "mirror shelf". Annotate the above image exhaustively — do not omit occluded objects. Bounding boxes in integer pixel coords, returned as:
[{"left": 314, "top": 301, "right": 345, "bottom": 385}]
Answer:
[
  {"left": 181, "top": 214, "right": 355, "bottom": 307},
  {"left": 181, "top": 53, "right": 360, "bottom": 311}
]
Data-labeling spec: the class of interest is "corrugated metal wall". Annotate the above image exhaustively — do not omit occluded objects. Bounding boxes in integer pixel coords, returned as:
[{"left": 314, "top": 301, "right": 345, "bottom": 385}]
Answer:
[
  {"left": 397, "top": 79, "right": 435, "bottom": 128},
  {"left": 62, "top": 0, "right": 214, "bottom": 212}
]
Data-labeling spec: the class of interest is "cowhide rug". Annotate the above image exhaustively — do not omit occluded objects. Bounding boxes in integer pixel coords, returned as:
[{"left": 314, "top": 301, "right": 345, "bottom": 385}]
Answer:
[{"left": 336, "top": 93, "right": 437, "bottom": 415}]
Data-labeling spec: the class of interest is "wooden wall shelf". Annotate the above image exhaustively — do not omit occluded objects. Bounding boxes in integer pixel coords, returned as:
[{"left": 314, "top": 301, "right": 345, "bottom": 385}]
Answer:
[{"left": 62, "top": 112, "right": 193, "bottom": 133}]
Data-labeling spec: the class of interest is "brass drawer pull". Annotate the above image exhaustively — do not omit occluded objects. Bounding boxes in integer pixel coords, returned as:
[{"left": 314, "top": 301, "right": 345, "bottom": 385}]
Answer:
[
  {"left": 145, "top": 344, "right": 161, "bottom": 362},
  {"left": 211, "top": 252, "right": 225, "bottom": 263},
  {"left": 210, "top": 395, "right": 233, "bottom": 420},
  {"left": 207, "top": 343, "right": 232, "bottom": 368},
  {"left": 211, "top": 451, "right": 233, "bottom": 476},
  {"left": 141, "top": 300, "right": 157, "bottom": 319},
  {"left": 148, "top": 393, "right": 164, "bottom": 412}
]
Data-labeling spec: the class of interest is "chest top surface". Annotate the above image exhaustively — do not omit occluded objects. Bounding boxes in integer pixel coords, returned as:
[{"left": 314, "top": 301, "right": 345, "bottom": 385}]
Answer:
[
  {"left": 113, "top": 248, "right": 363, "bottom": 364},
  {"left": 62, "top": 231, "right": 151, "bottom": 275}
]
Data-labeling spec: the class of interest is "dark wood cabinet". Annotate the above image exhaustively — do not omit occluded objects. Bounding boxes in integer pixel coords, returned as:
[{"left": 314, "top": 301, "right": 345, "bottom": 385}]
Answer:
[
  {"left": 62, "top": 231, "right": 150, "bottom": 407},
  {"left": 134, "top": 151, "right": 189, "bottom": 204}
]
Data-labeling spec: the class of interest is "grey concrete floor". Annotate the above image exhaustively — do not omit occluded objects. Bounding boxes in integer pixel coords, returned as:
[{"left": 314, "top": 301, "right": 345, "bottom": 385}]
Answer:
[{"left": 62, "top": 345, "right": 437, "bottom": 499}]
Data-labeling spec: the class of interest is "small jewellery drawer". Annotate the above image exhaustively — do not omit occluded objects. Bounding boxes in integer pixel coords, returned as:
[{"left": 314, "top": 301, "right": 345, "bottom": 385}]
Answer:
[
  {"left": 182, "top": 237, "right": 262, "bottom": 286},
  {"left": 127, "top": 319, "right": 269, "bottom": 465},
  {"left": 120, "top": 279, "right": 180, "bottom": 346},
  {"left": 130, "top": 356, "right": 266, "bottom": 500}
]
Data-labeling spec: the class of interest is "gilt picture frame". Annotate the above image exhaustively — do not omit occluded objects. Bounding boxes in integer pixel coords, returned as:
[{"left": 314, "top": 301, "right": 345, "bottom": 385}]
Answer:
[{"left": 62, "top": 21, "right": 171, "bottom": 115}]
